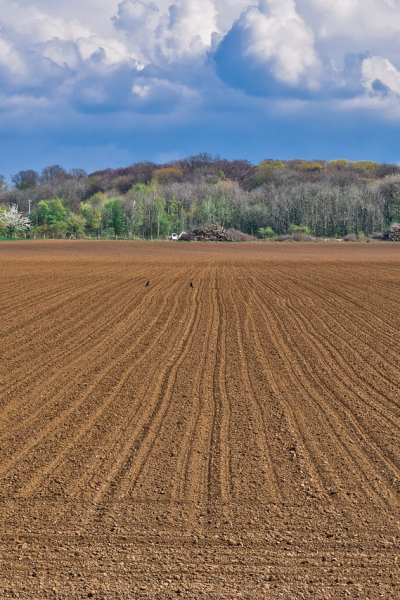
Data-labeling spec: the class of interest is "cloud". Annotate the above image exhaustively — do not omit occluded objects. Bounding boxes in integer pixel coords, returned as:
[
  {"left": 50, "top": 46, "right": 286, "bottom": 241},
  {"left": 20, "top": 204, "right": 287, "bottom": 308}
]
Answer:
[
  {"left": 2, "top": 0, "right": 400, "bottom": 105},
  {"left": 296, "top": 0, "right": 400, "bottom": 73},
  {"left": 130, "top": 75, "right": 199, "bottom": 113},
  {"left": 0, "top": 32, "right": 27, "bottom": 79},
  {"left": 0, "top": 2, "right": 141, "bottom": 82},
  {"left": 362, "top": 56, "right": 400, "bottom": 96},
  {"left": 113, "top": 0, "right": 219, "bottom": 65},
  {"left": 113, "top": 0, "right": 161, "bottom": 43},
  {"left": 213, "top": 0, "right": 400, "bottom": 102},
  {"left": 213, "top": 0, "right": 250, "bottom": 32},
  {"left": 239, "top": 0, "right": 320, "bottom": 86},
  {"left": 1, "top": 0, "right": 400, "bottom": 177},
  {"left": 214, "top": 0, "right": 320, "bottom": 97},
  {"left": 164, "top": 0, "right": 218, "bottom": 58},
  {"left": 300, "top": 0, "right": 400, "bottom": 42}
]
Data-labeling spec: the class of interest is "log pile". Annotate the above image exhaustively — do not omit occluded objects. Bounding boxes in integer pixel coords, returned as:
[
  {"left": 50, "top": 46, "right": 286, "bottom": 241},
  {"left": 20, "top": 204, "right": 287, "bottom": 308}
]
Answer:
[
  {"left": 386, "top": 223, "right": 400, "bottom": 241},
  {"left": 191, "top": 224, "right": 235, "bottom": 242}
]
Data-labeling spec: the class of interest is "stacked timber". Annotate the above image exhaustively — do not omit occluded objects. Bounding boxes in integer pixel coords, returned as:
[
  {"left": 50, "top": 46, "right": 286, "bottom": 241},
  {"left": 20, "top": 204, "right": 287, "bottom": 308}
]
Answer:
[
  {"left": 387, "top": 223, "right": 400, "bottom": 241},
  {"left": 191, "top": 224, "right": 235, "bottom": 241}
]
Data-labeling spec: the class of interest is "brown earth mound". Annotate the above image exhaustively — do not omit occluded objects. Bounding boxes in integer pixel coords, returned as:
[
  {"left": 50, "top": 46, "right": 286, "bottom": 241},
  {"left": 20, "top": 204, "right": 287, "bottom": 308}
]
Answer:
[{"left": 0, "top": 241, "right": 399, "bottom": 598}]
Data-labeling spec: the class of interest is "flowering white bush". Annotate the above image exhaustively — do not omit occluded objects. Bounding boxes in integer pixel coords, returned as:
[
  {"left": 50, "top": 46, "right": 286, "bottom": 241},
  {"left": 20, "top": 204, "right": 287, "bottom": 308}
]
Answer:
[{"left": 3, "top": 204, "right": 31, "bottom": 237}]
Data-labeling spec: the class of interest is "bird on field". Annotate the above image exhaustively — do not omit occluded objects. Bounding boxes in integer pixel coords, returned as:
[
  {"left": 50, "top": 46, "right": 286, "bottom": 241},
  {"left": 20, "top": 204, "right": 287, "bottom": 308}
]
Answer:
[
  {"left": 145, "top": 280, "right": 150, "bottom": 287},
  {"left": 190, "top": 282, "right": 193, "bottom": 288}
]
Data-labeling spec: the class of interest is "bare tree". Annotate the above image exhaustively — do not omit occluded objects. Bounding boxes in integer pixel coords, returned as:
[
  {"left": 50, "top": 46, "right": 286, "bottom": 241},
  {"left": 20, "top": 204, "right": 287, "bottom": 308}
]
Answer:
[
  {"left": 40, "top": 165, "right": 66, "bottom": 183},
  {"left": 69, "top": 168, "right": 88, "bottom": 179},
  {"left": 12, "top": 170, "right": 39, "bottom": 190}
]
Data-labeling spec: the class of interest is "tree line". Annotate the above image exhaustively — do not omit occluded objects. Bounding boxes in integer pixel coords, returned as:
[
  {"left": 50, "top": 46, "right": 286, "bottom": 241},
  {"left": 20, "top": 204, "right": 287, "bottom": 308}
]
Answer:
[{"left": 1, "top": 154, "right": 400, "bottom": 239}]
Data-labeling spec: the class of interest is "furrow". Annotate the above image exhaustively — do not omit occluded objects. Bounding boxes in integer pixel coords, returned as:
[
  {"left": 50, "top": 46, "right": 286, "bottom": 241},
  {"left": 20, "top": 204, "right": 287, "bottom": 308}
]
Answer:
[
  {"left": 257, "top": 263, "right": 400, "bottom": 406},
  {"left": 0, "top": 267, "right": 180, "bottom": 403},
  {"left": 198, "top": 273, "right": 229, "bottom": 508},
  {"left": 169, "top": 269, "right": 220, "bottom": 508},
  {"left": 0, "top": 276, "right": 149, "bottom": 414},
  {"left": 224, "top": 264, "right": 282, "bottom": 503},
  {"left": 79, "top": 273, "right": 205, "bottom": 515},
  {"left": 292, "top": 293, "right": 400, "bottom": 427},
  {"left": 212, "top": 274, "right": 232, "bottom": 504},
  {"left": 240, "top": 266, "right": 334, "bottom": 499},
  {"left": 282, "top": 296, "right": 400, "bottom": 507},
  {"left": 247, "top": 264, "right": 391, "bottom": 510},
  {"left": 0, "top": 275, "right": 188, "bottom": 485},
  {"left": 0, "top": 276, "right": 108, "bottom": 338},
  {"left": 67, "top": 273, "right": 206, "bottom": 501},
  {"left": 235, "top": 279, "right": 328, "bottom": 501},
  {"left": 285, "top": 270, "right": 400, "bottom": 374}
]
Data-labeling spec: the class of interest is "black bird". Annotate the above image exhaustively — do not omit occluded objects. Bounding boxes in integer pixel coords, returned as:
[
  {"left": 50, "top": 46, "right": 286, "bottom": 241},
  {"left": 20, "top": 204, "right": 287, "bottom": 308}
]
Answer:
[
  {"left": 145, "top": 281, "right": 150, "bottom": 287},
  {"left": 190, "top": 282, "right": 193, "bottom": 288}
]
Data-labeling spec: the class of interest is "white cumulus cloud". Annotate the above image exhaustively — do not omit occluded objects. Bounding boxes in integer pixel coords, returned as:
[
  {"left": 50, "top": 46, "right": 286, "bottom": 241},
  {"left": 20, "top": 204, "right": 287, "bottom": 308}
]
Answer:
[
  {"left": 0, "top": 0, "right": 400, "bottom": 137},
  {"left": 362, "top": 56, "right": 400, "bottom": 96},
  {"left": 0, "top": 1, "right": 141, "bottom": 86},
  {"left": 114, "top": 0, "right": 219, "bottom": 64},
  {"left": 222, "top": 0, "right": 320, "bottom": 87},
  {"left": 0, "top": 33, "right": 27, "bottom": 78},
  {"left": 297, "top": 0, "right": 400, "bottom": 63}
]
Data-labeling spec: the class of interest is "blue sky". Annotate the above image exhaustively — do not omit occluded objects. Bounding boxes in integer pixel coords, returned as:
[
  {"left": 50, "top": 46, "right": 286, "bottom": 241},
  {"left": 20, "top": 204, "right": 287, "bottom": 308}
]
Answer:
[{"left": 1, "top": 0, "right": 400, "bottom": 180}]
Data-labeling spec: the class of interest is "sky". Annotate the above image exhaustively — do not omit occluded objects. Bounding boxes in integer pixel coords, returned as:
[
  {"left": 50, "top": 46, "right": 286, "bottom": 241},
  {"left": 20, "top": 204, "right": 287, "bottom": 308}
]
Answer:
[{"left": 1, "top": 0, "right": 400, "bottom": 179}]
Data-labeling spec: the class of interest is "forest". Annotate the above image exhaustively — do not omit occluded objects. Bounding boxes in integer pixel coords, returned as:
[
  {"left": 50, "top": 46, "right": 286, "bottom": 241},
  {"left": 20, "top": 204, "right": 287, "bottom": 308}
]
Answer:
[{"left": 1, "top": 154, "right": 400, "bottom": 239}]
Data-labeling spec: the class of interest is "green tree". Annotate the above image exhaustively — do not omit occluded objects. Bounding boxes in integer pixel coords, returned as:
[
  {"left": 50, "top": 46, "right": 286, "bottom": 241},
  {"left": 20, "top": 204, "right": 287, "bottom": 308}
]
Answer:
[
  {"left": 153, "top": 196, "right": 168, "bottom": 239},
  {"left": 380, "top": 175, "right": 400, "bottom": 227},
  {"left": 124, "top": 195, "right": 145, "bottom": 238},
  {"left": 288, "top": 224, "right": 312, "bottom": 235},
  {"left": 296, "top": 161, "right": 323, "bottom": 172},
  {"left": 166, "top": 196, "right": 182, "bottom": 234},
  {"left": 33, "top": 198, "right": 68, "bottom": 237},
  {"left": 197, "top": 195, "right": 216, "bottom": 225},
  {"left": 80, "top": 202, "right": 102, "bottom": 236},
  {"left": 124, "top": 183, "right": 147, "bottom": 237},
  {"left": 258, "top": 226, "right": 276, "bottom": 239},
  {"left": 102, "top": 198, "right": 125, "bottom": 237},
  {"left": 66, "top": 213, "right": 86, "bottom": 237},
  {"left": 0, "top": 204, "right": 6, "bottom": 235},
  {"left": 253, "top": 160, "right": 285, "bottom": 187},
  {"left": 352, "top": 161, "right": 380, "bottom": 177},
  {"left": 214, "top": 194, "right": 233, "bottom": 227},
  {"left": 327, "top": 159, "right": 349, "bottom": 170},
  {"left": 36, "top": 198, "right": 68, "bottom": 225}
]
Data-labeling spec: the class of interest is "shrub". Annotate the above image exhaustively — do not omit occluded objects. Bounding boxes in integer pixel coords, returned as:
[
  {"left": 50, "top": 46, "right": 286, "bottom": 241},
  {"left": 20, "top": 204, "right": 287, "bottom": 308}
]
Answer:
[
  {"left": 291, "top": 232, "right": 314, "bottom": 242},
  {"left": 226, "top": 228, "right": 256, "bottom": 241},
  {"left": 371, "top": 231, "right": 385, "bottom": 240},
  {"left": 258, "top": 226, "right": 276, "bottom": 239},
  {"left": 288, "top": 224, "right": 312, "bottom": 235}
]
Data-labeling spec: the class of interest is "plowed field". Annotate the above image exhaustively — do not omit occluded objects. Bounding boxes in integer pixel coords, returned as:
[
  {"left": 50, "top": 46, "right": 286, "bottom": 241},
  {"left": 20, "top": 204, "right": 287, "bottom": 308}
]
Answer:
[{"left": 1, "top": 241, "right": 399, "bottom": 599}]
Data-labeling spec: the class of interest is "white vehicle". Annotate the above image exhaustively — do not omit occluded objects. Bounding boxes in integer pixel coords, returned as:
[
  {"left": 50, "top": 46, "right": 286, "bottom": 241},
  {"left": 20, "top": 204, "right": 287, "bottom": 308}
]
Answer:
[{"left": 169, "top": 233, "right": 178, "bottom": 240}]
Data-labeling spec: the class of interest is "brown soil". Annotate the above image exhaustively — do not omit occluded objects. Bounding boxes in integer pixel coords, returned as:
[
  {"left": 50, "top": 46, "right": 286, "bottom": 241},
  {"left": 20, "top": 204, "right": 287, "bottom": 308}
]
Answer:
[{"left": 0, "top": 241, "right": 399, "bottom": 599}]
